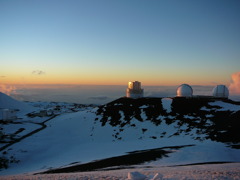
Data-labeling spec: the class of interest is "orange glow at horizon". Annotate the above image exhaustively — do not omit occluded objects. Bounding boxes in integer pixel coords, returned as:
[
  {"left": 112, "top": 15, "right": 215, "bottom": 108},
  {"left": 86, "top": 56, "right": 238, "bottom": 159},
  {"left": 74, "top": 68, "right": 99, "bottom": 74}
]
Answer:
[
  {"left": 1, "top": 75, "right": 228, "bottom": 87},
  {"left": 0, "top": 68, "right": 232, "bottom": 87}
]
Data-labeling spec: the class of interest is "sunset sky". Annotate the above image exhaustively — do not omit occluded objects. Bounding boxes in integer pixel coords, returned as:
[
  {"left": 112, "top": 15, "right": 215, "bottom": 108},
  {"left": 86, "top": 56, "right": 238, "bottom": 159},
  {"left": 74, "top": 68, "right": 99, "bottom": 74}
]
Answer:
[{"left": 1, "top": 0, "right": 240, "bottom": 86}]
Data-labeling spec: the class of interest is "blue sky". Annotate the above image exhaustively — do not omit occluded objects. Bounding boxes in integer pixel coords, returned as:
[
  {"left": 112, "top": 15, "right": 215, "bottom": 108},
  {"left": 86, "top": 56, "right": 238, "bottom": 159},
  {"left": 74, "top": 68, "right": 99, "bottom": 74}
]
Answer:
[{"left": 0, "top": 0, "right": 240, "bottom": 85}]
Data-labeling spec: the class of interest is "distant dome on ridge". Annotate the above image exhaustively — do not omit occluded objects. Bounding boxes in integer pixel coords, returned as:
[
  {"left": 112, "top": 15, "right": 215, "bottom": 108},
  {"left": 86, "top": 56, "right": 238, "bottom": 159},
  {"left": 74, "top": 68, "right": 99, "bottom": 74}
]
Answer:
[
  {"left": 212, "top": 85, "right": 229, "bottom": 98},
  {"left": 177, "top": 84, "right": 193, "bottom": 97}
]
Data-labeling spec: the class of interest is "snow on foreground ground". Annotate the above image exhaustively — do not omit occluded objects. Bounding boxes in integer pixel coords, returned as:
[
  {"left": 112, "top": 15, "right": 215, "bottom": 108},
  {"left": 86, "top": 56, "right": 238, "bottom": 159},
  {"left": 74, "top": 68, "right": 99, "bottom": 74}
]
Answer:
[
  {"left": 0, "top": 95, "right": 240, "bottom": 179},
  {"left": 1, "top": 163, "right": 240, "bottom": 180}
]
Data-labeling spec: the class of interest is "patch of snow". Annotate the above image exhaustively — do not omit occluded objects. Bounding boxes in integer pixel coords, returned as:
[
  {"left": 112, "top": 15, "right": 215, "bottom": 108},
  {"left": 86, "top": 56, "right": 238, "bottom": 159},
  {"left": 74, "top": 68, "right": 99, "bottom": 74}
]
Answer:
[
  {"left": 201, "top": 106, "right": 210, "bottom": 111},
  {"left": 156, "top": 115, "right": 164, "bottom": 121},
  {"left": 114, "top": 103, "right": 123, "bottom": 106},
  {"left": 206, "top": 114, "right": 214, "bottom": 118},
  {"left": 139, "top": 105, "right": 148, "bottom": 109},
  {"left": 119, "top": 110, "right": 125, "bottom": 120},
  {"left": 183, "top": 115, "right": 195, "bottom": 119},
  {"left": 166, "top": 115, "right": 175, "bottom": 120},
  {"left": 161, "top": 98, "right": 172, "bottom": 113},
  {"left": 140, "top": 109, "right": 147, "bottom": 120},
  {"left": 209, "top": 101, "right": 240, "bottom": 111}
]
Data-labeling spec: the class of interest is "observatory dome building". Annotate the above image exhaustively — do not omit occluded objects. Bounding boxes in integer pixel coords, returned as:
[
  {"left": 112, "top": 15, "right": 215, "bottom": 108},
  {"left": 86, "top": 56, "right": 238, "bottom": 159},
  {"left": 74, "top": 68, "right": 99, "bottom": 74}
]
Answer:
[
  {"left": 126, "top": 81, "right": 144, "bottom": 98},
  {"left": 177, "top": 84, "right": 193, "bottom": 97},
  {"left": 212, "top": 85, "right": 229, "bottom": 98}
]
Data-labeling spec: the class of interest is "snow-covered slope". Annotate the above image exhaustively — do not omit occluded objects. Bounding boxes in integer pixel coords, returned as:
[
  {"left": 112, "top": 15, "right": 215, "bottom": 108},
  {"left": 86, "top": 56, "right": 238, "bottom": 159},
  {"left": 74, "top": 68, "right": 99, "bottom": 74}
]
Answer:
[
  {"left": 96, "top": 97, "right": 240, "bottom": 143},
  {"left": 0, "top": 92, "right": 35, "bottom": 115},
  {"left": 0, "top": 97, "right": 240, "bottom": 175}
]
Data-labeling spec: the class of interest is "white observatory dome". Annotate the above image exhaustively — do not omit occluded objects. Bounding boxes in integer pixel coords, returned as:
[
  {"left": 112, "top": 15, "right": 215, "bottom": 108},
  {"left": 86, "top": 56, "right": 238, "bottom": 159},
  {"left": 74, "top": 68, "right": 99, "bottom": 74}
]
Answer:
[
  {"left": 177, "top": 84, "right": 193, "bottom": 97},
  {"left": 212, "top": 85, "right": 229, "bottom": 98}
]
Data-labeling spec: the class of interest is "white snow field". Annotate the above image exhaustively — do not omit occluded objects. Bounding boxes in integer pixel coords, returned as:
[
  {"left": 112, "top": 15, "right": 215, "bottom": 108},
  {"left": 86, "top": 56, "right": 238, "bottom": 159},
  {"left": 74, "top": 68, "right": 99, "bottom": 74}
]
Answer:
[
  {"left": 0, "top": 92, "right": 36, "bottom": 117},
  {"left": 0, "top": 93, "right": 240, "bottom": 179},
  {"left": 1, "top": 163, "right": 240, "bottom": 179}
]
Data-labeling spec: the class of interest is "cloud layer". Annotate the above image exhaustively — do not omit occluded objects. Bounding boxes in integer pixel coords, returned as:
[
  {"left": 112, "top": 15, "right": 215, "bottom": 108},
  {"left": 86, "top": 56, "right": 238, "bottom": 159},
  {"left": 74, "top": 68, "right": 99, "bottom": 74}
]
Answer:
[
  {"left": 88, "top": 96, "right": 108, "bottom": 100},
  {"left": 229, "top": 72, "right": 240, "bottom": 95}
]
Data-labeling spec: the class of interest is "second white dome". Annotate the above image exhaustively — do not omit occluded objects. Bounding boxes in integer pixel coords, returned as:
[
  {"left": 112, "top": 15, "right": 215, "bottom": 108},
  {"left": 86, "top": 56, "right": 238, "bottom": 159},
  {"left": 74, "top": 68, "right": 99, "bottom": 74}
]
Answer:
[{"left": 177, "top": 84, "right": 193, "bottom": 97}]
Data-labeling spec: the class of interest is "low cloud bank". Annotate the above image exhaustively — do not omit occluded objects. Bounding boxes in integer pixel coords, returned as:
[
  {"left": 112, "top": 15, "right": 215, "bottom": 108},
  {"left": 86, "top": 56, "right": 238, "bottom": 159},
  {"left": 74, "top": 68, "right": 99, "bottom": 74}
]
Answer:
[
  {"left": 0, "top": 84, "right": 16, "bottom": 96},
  {"left": 88, "top": 96, "right": 109, "bottom": 100},
  {"left": 229, "top": 72, "right": 240, "bottom": 95}
]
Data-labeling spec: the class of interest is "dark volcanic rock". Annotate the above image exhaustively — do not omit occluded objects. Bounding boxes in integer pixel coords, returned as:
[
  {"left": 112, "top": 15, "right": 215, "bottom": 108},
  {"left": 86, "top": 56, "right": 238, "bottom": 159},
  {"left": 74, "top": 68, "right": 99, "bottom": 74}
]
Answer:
[{"left": 96, "top": 97, "right": 240, "bottom": 144}]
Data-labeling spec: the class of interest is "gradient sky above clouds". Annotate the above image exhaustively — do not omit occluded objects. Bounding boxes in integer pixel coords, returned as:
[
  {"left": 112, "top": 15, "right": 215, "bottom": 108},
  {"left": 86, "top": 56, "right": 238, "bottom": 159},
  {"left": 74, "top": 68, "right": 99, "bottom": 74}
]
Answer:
[{"left": 0, "top": 0, "right": 240, "bottom": 86}]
